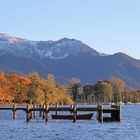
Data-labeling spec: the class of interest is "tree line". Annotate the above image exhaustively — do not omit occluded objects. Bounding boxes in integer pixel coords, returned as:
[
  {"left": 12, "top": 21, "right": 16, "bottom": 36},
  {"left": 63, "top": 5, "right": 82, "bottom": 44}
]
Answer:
[
  {"left": 0, "top": 70, "right": 73, "bottom": 105},
  {"left": 69, "top": 78, "right": 140, "bottom": 104},
  {"left": 0, "top": 69, "right": 140, "bottom": 105}
]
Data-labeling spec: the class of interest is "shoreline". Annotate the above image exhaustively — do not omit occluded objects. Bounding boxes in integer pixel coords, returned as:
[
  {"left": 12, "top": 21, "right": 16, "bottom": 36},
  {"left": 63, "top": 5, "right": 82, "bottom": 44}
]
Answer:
[{"left": 0, "top": 102, "right": 140, "bottom": 106}]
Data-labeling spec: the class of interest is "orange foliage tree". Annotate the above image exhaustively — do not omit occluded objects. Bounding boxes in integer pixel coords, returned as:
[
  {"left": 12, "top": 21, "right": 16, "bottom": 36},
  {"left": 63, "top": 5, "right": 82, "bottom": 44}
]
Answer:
[{"left": 6, "top": 72, "right": 31, "bottom": 102}]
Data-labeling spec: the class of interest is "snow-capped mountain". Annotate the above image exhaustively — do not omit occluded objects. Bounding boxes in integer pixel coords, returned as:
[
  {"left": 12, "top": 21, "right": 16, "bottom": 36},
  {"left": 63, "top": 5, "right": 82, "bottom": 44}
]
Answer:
[
  {"left": 0, "top": 33, "right": 38, "bottom": 58},
  {"left": 0, "top": 32, "right": 140, "bottom": 88},
  {"left": 0, "top": 33, "right": 99, "bottom": 60}
]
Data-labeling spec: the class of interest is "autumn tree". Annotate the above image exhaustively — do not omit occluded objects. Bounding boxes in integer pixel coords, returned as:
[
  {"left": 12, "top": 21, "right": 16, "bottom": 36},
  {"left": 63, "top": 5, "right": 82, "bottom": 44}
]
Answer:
[
  {"left": 6, "top": 72, "right": 31, "bottom": 103},
  {"left": 28, "top": 72, "right": 45, "bottom": 104},
  {"left": 59, "top": 85, "right": 73, "bottom": 104},
  {"left": 44, "top": 74, "right": 73, "bottom": 105},
  {"left": 111, "top": 78, "right": 125, "bottom": 103},
  {"left": 28, "top": 73, "right": 73, "bottom": 105},
  {"left": 0, "top": 70, "right": 10, "bottom": 101}
]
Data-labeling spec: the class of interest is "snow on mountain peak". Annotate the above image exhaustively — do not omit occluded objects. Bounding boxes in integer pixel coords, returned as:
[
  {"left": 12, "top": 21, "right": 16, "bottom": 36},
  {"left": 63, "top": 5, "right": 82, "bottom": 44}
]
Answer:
[
  {"left": 0, "top": 32, "right": 27, "bottom": 44},
  {"left": 57, "top": 38, "right": 82, "bottom": 46},
  {"left": 0, "top": 33, "right": 99, "bottom": 60},
  {"left": 34, "top": 37, "right": 99, "bottom": 59},
  {"left": 0, "top": 32, "right": 12, "bottom": 42}
]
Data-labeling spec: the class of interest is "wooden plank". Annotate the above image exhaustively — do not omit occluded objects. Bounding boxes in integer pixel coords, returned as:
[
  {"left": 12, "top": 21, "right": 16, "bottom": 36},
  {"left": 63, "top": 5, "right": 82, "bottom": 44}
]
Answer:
[
  {"left": 0, "top": 108, "right": 13, "bottom": 110},
  {"left": 103, "top": 107, "right": 118, "bottom": 113},
  {"left": 48, "top": 107, "right": 71, "bottom": 111},
  {"left": 0, "top": 107, "right": 118, "bottom": 112},
  {"left": 77, "top": 107, "right": 97, "bottom": 111}
]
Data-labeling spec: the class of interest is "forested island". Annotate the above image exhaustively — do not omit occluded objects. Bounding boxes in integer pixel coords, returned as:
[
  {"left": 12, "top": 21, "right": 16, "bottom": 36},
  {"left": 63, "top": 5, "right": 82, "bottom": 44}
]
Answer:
[{"left": 0, "top": 70, "right": 140, "bottom": 105}]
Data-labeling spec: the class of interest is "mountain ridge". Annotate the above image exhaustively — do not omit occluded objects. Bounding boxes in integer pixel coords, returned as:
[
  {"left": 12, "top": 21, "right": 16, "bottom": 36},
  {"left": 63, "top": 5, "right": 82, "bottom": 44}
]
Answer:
[
  {"left": 0, "top": 33, "right": 99, "bottom": 60},
  {"left": 0, "top": 33, "right": 140, "bottom": 87}
]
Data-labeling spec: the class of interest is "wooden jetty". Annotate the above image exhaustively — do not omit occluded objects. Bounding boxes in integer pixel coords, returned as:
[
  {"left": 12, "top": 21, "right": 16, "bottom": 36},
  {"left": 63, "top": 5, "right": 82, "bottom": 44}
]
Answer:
[{"left": 0, "top": 104, "right": 121, "bottom": 123}]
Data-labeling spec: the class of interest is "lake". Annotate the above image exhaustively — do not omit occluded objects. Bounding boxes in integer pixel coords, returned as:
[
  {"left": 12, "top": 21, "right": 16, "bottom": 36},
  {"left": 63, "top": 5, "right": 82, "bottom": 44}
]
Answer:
[{"left": 0, "top": 105, "right": 140, "bottom": 140}]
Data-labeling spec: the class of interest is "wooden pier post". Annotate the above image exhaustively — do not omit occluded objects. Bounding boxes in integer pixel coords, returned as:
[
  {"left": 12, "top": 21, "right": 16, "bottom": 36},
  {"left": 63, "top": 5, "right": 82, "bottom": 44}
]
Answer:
[
  {"left": 30, "top": 104, "right": 33, "bottom": 119},
  {"left": 97, "top": 104, "right": 100, "bottom": 121},
  {"left": 97, "top": 104, "right": 99, "bottom": 121},
  {"left": 42, "top": 104, "right": 46, "bottom": 120},
  {"left": 39, "top": 105, "right": 43, "bottom": 117},
  {"left": 45, "top": 105, "right": 49, "bottom": 123},
  {"left": 70, "top": 104, "right": 73, "bottom": 114},
  {"left": 73, "top": 104, "right": 77, "bottom": 123},
  {"left": 26, "top": 105, "right": 31, "bottom": 122},
  {"left": 117, "top": 105, "right": 121, "bottom": 121},
  {"left": 111, "top": 105, "right": 116, "bottom": 121},
  {"left": 13, "top": 104, "right": 16, "bottom": 120},
  {"left": 33, "top": 104, "right": 36, "bottom": 118},
  {"left": 55, "top": 104, "right": 58, "bottom": 115},
  {"left": 100, "top": 105, "right": 103, "bottom": 123},
  {"left": 111, "top": 105, "right": 121, "bottom": 121},
  {"left": 97, "top": 105, "right": 103, "bottom": 123}
]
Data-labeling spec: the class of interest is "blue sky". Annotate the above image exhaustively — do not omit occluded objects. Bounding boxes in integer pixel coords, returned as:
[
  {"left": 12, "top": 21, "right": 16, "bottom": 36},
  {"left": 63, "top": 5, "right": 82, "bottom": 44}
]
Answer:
[{"left": 0, "top": 0, "right": 140, "bottom": 59}]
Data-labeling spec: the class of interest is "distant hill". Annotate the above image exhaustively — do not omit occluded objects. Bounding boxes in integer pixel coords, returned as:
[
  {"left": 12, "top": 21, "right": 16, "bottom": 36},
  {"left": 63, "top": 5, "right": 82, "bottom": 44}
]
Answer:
[{"left": 0, "top": 32, "right": 140, "bottom": 87}]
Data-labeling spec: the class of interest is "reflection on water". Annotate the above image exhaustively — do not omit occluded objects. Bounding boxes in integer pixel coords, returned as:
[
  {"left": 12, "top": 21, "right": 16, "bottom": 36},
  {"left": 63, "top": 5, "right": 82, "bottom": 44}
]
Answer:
[{"left": 0, "top": 105, "right": 140, "bottom": 140}]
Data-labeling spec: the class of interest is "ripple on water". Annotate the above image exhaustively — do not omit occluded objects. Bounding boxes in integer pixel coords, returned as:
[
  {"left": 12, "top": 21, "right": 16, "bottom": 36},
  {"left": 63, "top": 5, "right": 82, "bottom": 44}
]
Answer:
[{"left": 0, "top": 105, "right": 140, "bottom": 140}]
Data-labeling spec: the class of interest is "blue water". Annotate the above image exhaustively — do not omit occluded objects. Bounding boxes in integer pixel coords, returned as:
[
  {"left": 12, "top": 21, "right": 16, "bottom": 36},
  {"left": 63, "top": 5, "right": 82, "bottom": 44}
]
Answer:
[{"left": 0, "top": 105, "right": 140, "bottom": 140}]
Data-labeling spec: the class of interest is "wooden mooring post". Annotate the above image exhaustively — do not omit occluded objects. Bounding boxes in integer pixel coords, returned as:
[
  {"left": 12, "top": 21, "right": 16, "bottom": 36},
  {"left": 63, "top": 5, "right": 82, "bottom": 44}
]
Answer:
[
  {"left": 33, "top": 104, "right": 36, "bottom": 118},
  {"left": 55, "top": 104, "right": 58, "bottom": 115},
  {"left": 26, "top": 105, "right": 32, "bottom": 122},
  {"left": 97, "top": 104, "right": 103, "bottom": 123},
  {"left": 29, "top": 107, "right": 32, "bottom": 120},
  {"left": 39, "top": 105, "right": 43, "bottom": 117},
  {"left": 117, "top": 105, "right": 121, "bottom": 121},
  {"left": 45, "top": 105, "right": 49, "bottom": 123},
  {"left": 42, "top": 104, "right": 46, "bottom": 120},
  {"left": 73, "top": 104, "right": 77, "bottom": 123},
  {"left": 12, "top": 104, "right": 16, "bottom": 120}
]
